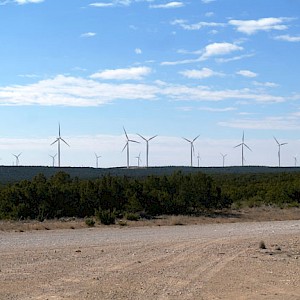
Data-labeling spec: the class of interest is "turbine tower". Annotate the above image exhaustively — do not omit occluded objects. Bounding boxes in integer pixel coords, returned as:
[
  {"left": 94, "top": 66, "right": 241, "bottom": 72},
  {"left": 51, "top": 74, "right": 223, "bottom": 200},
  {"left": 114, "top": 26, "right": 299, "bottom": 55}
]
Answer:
[
  {"left": 234, "top": 131, "right": 252, "bottom": 166},
  {"left": 137, "top": 133, "right": 157, "bottom": 168},
  {"left": 95, "top": 153, "right": 101, "bottom": 168},
  {"left": 136, "top": 152, "right": 142, "bottom": 167},
  {"left": 220, "top": 153, "right": 227, "bottom": 167},
  {"left": 182, "top": 135, "right": 200, "bottom": 167},
  {"left": 49, "top": 153, "right": 57, "bottom": 167},
  {"left": 293, "top": 155, "right": 297, "bottom": 167},
  {"left": 51, "top": 123, "right": 70, "bottom": 167},
  {"left": 122, "top": 127, "right": 139, "bottom": 169},
  {"left": 197, "top": 152, "right": 201, "bottom": 167},
  {"left": 13, "top": 153, "right": 22, "bottom": 166},
  {"left": 274, "top": 136, "right": 287, "bottom": 167}
]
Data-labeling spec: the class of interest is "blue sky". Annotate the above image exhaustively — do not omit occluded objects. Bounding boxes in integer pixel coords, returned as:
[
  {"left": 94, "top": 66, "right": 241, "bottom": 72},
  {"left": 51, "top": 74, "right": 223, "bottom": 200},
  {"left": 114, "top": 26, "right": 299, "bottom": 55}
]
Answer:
[{"left": 0, "top": 0, "right": 300, "bottom": 167}]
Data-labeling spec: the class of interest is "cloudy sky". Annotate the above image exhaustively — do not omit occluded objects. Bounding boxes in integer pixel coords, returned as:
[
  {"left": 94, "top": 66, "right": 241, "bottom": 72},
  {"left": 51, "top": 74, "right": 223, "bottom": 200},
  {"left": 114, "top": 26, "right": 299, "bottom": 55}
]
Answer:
[{"left": 0, "top": 0, "right": 299, "bottom": 167}]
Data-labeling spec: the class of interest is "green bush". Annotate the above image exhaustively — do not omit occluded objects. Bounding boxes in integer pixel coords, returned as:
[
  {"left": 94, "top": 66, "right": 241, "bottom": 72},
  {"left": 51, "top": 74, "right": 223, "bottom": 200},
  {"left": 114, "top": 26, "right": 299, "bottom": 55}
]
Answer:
[
  {"left": 85, "top": 217, "right": 95, "bottom": 227},
  {"left": 126, "top": 213, "right": 140, "bottom": 221},
  {"left": 95, "top": 209, "right": 115, "bottom": 225}
]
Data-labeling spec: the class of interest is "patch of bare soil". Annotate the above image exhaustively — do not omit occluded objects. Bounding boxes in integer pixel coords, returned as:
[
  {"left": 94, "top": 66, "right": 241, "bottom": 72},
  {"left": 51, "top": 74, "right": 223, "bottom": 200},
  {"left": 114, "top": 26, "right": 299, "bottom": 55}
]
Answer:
[{"left": 0, "top": 220, "right": 299, "bottom": 299}]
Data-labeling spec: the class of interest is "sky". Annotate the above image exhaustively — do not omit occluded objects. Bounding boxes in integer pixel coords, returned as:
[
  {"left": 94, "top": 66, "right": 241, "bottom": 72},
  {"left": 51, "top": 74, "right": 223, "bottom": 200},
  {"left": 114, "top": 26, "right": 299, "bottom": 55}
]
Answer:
[{"left": 0, "top": 0, "right": 300, "bottom": 168}]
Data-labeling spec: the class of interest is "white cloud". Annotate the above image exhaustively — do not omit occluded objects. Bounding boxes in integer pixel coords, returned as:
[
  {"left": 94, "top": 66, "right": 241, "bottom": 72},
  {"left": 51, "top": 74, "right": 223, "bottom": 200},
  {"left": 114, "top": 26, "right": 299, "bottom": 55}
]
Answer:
[
  {"left": 135, "top": 48, "right": 142, "bottom": 54},
  {"left": 205, "top": 12, "right": 214, "bottom": 17},
  {"left": 90, "top": 66, "right": 151, "bottom": 80},
  {"left": 216, "top": 53, "right": 254, "bottom": 63},
  {"left": 150, "top": 1, "right": 184, "bottom": 9},
  {"left": 274, "top": 34, "right": 300, "bottom": 42},
  {"left": 0, "top": 74, "right": 287, "bottom": 107},
  {"left": 80, "top": 32, "right": 97, "bottom": 38},
  {"left": 201, "top": 0, "right": 215, "bottom": 3},
  {"left": 89, "top": 2, "right": 114, "bottom": 7},
  {"left": 202, "top": 42, "right": 243, "bottom": 59},
  {"left": 219, "top": 116, "right": 300, "bottom": 130},
  {"left": 236, "top": 70, "right": 257, "bottom": 78},
  {"left": 198, "top": 106, "right": 236, "bottom": 112},
  {"left": 253, "top": 81, "right": 279, "bottom": 88},
  {"left": 180, "top": 67, "right": 223, "bottom": 79},
  {"left": 171, "top": 19, "right": 224, "bottom": 30},
  {"left": 0, "top": 0, "right": 43, "bottom": 4},
  {"left": 229, "top": 17, "right": 290, "bottom": 35},
  {"left": 162, "top": 42, "right": 243, "bottom": 65}
]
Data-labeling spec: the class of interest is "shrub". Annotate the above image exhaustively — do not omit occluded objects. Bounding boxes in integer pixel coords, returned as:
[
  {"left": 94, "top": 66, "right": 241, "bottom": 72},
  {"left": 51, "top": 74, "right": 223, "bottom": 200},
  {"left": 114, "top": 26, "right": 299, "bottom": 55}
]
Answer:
[
  {"left": 259, "top": 240, "right": 266, "bottom": 249},
  {"left": 85, "top": 218, "right": 95, "bottom": 227},
  {"left": 126, "top": 213, "right": 139, "bottom": 221},
  {"left": 95, "top": 209, "right": 115, "bottom": 225}
]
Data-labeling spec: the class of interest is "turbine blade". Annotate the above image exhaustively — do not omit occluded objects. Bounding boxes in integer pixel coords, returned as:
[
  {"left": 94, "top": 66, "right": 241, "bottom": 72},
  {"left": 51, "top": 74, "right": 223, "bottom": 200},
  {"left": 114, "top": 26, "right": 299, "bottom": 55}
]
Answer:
[
  {"left": 137, "top": 133, "right": 147, "bottom": 141},
  {"left": 273, "top": 136, "right": 279, "bottom": 145},
  {"left": 122, "top": 142, "right": 128, "bottom": 152},
  {"left": 193, "top": 134, "right": 200, "bottom": 142},
  {"left": 182, "top": 137, "right": 191, "bottom": 143},
  {"left": 244, "top": 144, "right": 252, "bottom": 152},
  {"left": 123, "top": 127, "right": 129, "bottom": 140},
  {"left": 281, "top": 142, "right": 288, "bottom": 146},
  {"left": 61, "top": 138, "right": 70, "bottom": 147},
  {"left": 148, "top": 135, "right": 158, "bottom": 141},
  {"left": 234, "top": 143, "right": 242, "bottom": 148},
  {"left": 128, "top": 139, "right": 140, "bottom": 144},
  {"left": 51, "top": 138, "right": 59, "bottom": 145}
]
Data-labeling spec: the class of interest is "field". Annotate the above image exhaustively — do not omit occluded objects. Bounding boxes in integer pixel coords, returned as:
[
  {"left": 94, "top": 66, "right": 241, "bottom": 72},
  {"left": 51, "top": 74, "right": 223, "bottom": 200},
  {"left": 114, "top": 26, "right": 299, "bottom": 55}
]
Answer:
[{"left": 0, "top": 217, "right": 299, "bottom": 299}]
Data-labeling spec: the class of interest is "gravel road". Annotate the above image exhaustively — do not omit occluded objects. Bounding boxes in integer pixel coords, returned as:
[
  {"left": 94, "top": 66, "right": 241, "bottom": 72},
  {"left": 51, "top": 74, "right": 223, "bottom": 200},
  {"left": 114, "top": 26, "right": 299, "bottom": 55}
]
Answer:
[{"left": 1, "top": 220, "right": 300, "bottom": 299}]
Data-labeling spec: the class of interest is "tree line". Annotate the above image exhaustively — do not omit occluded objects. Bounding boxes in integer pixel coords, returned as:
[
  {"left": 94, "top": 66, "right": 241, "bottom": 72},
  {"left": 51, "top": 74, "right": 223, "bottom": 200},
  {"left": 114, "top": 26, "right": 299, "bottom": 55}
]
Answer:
[{"left": 0, "top": 170, "right": 299, "bottom": 221}]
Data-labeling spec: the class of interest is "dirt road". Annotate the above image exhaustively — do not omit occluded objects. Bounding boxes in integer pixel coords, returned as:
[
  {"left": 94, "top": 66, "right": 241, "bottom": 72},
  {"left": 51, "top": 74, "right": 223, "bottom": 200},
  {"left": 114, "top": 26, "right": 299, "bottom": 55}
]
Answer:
[{"left": 0, "top": 220, "right": 300, "bottom": 299}]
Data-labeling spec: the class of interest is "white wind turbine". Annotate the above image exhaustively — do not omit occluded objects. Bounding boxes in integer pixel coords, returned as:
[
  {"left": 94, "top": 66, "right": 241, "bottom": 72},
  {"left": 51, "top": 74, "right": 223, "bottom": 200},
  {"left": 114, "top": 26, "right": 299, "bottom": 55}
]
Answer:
[
  {"left": 122, "top": 127, "right": 139, "bottom": 169},
  {"left": 182, "top": 135, "right": 200, "bottom": 167},
  {"left": 293, "top": 155, "right": 297, "bottom": 167},
  {"left": 220, "top": 153, "right": 227, "bottom": 167},
  {"left": 49, "top": 153, "right": 57, "bottom": 167},
  {"left": 197, "top": 152, "right": 201, "bottom": 167},
  {"left": 234, "top": 131, "right": 252, "bottom": 166},
  {"left": 95, "top": 153, "right": 101, "bottom": 168},
  {"left": 136, "top": 152, "right": 142, "bottom": 167},
  {"left": 51, "top": 123, "right": 70, "bottom": 167},
  {"left": 137, "top": 133, "right": 157, "bottom": 168},
  {"left": 13, "top": 153, "right": 22, "bottom": 166},
  {"left": 274, "top": 136, "right": 287, "bottom": 167}
]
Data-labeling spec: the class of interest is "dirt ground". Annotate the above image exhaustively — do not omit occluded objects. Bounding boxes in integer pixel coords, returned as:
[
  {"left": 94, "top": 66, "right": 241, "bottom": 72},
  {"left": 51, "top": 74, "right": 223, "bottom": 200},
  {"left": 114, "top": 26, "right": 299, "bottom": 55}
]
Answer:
[{"left": 0, "top": 209, "right": 300, "bottom": 299}]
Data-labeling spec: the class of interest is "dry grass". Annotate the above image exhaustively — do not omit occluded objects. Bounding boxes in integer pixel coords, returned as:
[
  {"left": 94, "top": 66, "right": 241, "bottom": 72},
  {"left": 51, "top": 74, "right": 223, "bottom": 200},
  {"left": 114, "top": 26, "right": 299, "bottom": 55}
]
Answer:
[{"left": 0, "top": 206, "right": 299, "bottom": 232}]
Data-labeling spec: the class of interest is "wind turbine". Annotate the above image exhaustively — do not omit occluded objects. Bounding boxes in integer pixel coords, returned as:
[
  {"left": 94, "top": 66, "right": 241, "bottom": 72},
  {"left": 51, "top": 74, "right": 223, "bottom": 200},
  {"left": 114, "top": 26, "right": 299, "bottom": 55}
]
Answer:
[
  {"left": 234, "top": 131, "right": 252, "bottom": 166},
  {"left": 137, "top": 133, "right": 157, "bottom": 168},
  {"left": 122, "top": 127, "right": 139, "bottom": 168},
  {"left": 51, "top": 123, "right": 70, "bottom": 167},
  {"left": 136, "top": 152, "right": 142, "bottom": 167},
  {"left": 293, "top": 155, "right": 297, "bottom": 167},
  {"left": 49, "top": 153, "right": 57, "bottom": 167},
  {"left": 95, "top": 153, "right": 101, "bottom": 168},
  {"left": 12, "top": 153, "right": 22, "bottom": 166},
  {"left": 197, "top": 152, "right": 201, "bottom": 167},
  {"left": 220, "top": 153, "right": 227, "bottom": 167},
  {"left": 182, "top": 135, "right": 200, "bottom": 167},
  {"left": 274, "top": 136, "right": 287, "bottom": 167}
]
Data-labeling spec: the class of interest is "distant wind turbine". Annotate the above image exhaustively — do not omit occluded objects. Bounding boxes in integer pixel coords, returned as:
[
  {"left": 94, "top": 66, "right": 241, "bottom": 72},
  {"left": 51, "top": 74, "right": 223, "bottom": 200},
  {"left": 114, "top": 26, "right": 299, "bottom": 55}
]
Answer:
[
  {"left": 49, "top": 153, "right": 57, "bottom": 167},
  {"left": 220, "top": 153, "right": 227, "bottom": 167},
  {"left": 122, "top": 127, "right": 139, "bottom": 168},
  {"left": 136, "top": 152, "right": 142, "bottom": 167},
  {"left": 95, "top": 153, "right": 101, "bottom": 168},
  {"left": 234, "top": 131, "right": 252, "bottom": 166},
  {"left": 293, "top": 155, "right": 297, "bottom": 167},
  {"left": 137, "top": 133, "right": 157, "bottom": 168},
  {"left": 51, "top": 123, "right": 70, "bottom": 167},
  {"left": 182, "top": 135, "right": 200, "bottom": 167},
  {"left": 274, "top": 136, "right": 287, "bottom": 167},
  {"left": 13, "top": 153, "right": 22, "bottom": 166},
  {"left": 197, "top": 152, "right": 201, "bottom": 167}
]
